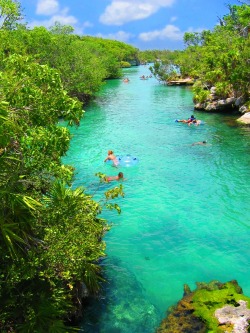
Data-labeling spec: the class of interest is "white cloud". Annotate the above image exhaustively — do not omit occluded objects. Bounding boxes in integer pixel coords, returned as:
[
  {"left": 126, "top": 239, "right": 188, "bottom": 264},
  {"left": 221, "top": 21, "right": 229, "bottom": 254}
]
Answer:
[
  {"left": 96, "top": 30, "right": 133, "bottom": 43},
  {"left": 32, "top": 1, "right": 85, "bottom": 32},
  {"left": 170, "top": 16, "right": 177, "bottom": 22},
  {"left": 139, "top": 24, "right": 183, "bottom": 41},
  {"left": 83, "top": 21, "right": 93, "bottom": 28},
  {"left": 100, "top": 0, "right": 176, "bottom": 26},
  {"left": 29, "top": 14, "right": 77, "bottom": 29},
  {"left": 36, "top": 0, "right": 59, "bottom": 15}
]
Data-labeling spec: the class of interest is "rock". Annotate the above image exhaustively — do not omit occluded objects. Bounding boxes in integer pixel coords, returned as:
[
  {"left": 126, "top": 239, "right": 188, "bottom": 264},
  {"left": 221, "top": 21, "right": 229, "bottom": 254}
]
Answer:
[
  {"left": 218, "top": 99, "right": 226, "bottom": 106},
  {"left": 237, "top": 112, "right": 250, "bottom": 124},
  {"left": 194, "top": 102, "right": 206, "bottom": 110},
  {"left": 205, "top": 102, "right": 218, "bottom": 111},
  {"left": 208, "top": 93, "right": 217, "bottom": 101},
  {"left": 155, "top": 280, "right": 250, "bottom": 333},
  {"left": 239, "top": 105, "right": 249, "bottom": 114},
  {"left": 225, "top": 97, "right": 236, "bottom": 104},
  {"left": 155, "top": 291, "right": 207, "bottom": 333},
  {"left": 235, "top": 96, "right": 246, "bottom": 107},
  {"left": 215, "top": 300, "right": 250, "bottom": 333},
  {"left": 167, "top": 78, "right": 194, "bottom": 86},
  {"left": 210, "top": 86, "right": 216, "bottom": 94},
  {"left": 183, "top": 284, "right": 191, "bottom": 296}
]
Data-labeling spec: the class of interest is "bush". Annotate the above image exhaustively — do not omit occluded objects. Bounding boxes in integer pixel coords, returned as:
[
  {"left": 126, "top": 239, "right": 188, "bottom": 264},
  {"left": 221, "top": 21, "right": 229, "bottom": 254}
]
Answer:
[{"left": 120, "top": 61, "right": 131, "bottom": 68}]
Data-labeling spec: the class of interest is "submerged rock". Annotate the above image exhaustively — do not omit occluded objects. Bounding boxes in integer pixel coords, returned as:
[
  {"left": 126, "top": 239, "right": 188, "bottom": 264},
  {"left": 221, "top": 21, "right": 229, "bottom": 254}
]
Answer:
[{"left": 155, "top": 280, "right": 250, "bottom": 333}]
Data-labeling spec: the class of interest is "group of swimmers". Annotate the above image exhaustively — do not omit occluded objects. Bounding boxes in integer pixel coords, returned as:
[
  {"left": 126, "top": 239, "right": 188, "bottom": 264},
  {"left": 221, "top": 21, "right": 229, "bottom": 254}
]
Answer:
[
  {"left": 104, "top": 150, "right": 124, "bottom": 182},
  {"left": 140, "top": 74, "right": 152, "bottom": 80},
  {"left": 123, "top": 74, "right": 152, "bottom": 82},
  {"left": 103, "top": 114, "right": 207, "bottom": 183}
]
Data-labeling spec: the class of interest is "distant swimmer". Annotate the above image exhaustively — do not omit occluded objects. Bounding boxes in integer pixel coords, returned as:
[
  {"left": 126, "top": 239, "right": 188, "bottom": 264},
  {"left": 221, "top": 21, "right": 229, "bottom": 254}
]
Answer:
[
  {"left": 123, "top": 77, "right": 129, "bottom": 83},
  {"left": 104, "top": 150, "right": 119, "bottom": 167},
  {"left": 176, "top": 115, "right": 196, "bottom": 124},
  {"left": 192, "top": 140, "right": 207, "bottom": 146},
  {"left": 175, "top": 115, "right": 203, "bottom": 126},
  {"left": 107, "top": 172, "right": 124, "bottom": 182}
]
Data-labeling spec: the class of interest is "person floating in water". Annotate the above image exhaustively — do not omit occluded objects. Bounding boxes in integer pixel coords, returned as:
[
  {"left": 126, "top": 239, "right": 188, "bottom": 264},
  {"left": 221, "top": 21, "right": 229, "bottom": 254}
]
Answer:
[
  {"left": 176, "top": 115, "right": 196, "bottom": 124},
  {"left": 107, "top": 172, "right": 124, "bottom": 182},
  {"left": 176, "top": 115, "right": 202, "bottom": 126},
  {"left": 104, "top": 150, "right": 119, "bottom": 167},
  {"left": 192, "top": 140, "right": 207, "bottom": 146},
  {"left": 123, "top": 77, "right": 129, "bottom": 83}
]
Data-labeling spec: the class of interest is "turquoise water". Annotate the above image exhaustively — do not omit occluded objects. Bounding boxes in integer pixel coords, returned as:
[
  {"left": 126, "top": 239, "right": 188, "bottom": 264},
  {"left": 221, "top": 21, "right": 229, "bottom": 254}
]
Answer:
[{"left": 63, "top": 66, "right": 250, "bottom": 333}]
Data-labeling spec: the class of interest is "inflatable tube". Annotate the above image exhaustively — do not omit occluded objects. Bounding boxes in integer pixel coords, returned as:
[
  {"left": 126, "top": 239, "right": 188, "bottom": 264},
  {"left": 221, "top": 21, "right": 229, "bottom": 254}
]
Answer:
[{"left": 117, "top": 154, "right": 139, "bottom": 167}]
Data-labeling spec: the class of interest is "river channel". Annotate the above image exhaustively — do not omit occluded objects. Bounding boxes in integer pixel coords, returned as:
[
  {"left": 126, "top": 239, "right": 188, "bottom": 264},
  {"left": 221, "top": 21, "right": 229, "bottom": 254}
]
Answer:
[{"left": 63, "top": 65, "right": 250, "bottom": 333}]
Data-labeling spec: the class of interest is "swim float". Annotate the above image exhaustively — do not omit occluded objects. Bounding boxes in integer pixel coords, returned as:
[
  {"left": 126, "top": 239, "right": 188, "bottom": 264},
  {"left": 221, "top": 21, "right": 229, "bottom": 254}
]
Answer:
[{"left": 117, "top": 154, "right": 139, "bottom": 167}]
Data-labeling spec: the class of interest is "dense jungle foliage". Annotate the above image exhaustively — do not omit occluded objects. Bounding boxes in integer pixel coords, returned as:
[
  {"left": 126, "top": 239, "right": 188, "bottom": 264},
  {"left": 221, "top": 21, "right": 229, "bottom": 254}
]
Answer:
[
  {"left": 140, "top": 3, "right": 250, "bottom": 107},
  {"left": 0, "top": 0, "right": 135, "bottom": 332}
]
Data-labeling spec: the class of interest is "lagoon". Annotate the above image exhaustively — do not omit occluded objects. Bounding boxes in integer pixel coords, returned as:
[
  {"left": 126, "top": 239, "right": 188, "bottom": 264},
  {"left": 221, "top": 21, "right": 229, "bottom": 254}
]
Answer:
[{"left": 64, "top": 65, "right": 250, "bottom": 333}]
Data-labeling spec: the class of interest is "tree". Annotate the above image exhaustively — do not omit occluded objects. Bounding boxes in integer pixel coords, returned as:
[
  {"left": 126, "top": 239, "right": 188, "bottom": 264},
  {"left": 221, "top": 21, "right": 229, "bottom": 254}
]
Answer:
[
  {"left": 0, "top": 53, "right": 125, "bottom": 332},
  {"left": 49, "top": 21, "right": 74, "bottom": 35},
  {"left": 151, "top": 4, "right": 250, "bottom": 104},
  {"left": 0, "top": 0, "right": 23, "bottom": 30}
]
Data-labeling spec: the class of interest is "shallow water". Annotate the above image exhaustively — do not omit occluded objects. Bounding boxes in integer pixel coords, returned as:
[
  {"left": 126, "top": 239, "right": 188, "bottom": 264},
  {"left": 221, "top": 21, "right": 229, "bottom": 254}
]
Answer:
[{"left": 63, "top": 66, "right": 250, "bottom": 333}]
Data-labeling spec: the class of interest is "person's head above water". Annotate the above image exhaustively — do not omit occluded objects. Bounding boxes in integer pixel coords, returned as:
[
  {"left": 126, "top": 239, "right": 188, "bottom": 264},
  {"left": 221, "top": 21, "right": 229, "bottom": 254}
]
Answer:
[
  {"left": 202, "top": 140, "right": 207, "bottom": 143},
  {"left": 108, "top": 150, "right": 114, "bottom": 155},
  {"left": 190, "top": 115, "right": 195, "bottom": 119},
  {"left": 118, "top": 172, "right": 124, "bottom": 179}
]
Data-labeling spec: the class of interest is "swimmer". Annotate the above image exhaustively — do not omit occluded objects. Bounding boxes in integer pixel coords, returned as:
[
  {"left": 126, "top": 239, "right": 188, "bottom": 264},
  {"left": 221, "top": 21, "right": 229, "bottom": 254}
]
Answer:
[
  {"left": 190, "top": 119, "right": 202, "bottom": 126},
  {"left": 104, "top": 150, "right": 119, "bottom": 167},
  {"left": 107, "top": 172, "right": 124, "bottom": 182},
  {"left": 176, "top": 115, "right": 196, "bottom": 124},
  {"left": 123, "top": 77, "right": 129, "bottom": 83},
  {"left": 192, "top": 140, "right": 207, "bottom": 146}
]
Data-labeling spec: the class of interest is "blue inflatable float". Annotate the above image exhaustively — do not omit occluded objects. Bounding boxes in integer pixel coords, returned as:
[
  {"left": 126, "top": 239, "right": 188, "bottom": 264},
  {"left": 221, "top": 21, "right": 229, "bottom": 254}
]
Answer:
[{"left": 117, "top": 154, "right": 139, "bottom": 167}]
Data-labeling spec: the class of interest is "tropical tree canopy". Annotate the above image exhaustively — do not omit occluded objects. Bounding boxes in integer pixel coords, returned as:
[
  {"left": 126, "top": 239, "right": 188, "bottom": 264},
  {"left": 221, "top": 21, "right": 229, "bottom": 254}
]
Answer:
[
  {"left": 146, "top": 4, "right": 250, "bottom": 104},
  {"left": 0, "top": 1, "right": 127, "bottom": 331}
]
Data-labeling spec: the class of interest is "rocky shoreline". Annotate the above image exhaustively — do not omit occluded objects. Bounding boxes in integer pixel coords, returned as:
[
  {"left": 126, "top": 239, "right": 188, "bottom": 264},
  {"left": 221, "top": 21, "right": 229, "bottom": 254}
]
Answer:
[
  {"left": 155, "top": 280, "right": 250, "bottom": 333},
  {"left": 166, "top": 81, "right": 250, "bottom": 124},
  {"left": 193, "top": 86, "right": 250, "bottom": 125}
]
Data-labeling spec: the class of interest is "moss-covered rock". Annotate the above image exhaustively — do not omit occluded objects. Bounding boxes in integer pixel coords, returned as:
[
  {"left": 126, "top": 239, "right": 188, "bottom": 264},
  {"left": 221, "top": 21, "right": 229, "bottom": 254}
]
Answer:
[{"left": 155, "top": 280, "right": 250, "bottom": 333}]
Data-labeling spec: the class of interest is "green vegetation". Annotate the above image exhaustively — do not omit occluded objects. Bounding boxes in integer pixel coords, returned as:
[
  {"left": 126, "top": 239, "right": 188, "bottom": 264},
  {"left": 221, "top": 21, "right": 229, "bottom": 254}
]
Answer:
[
  {"left": 145, "top": 4, "right": 250, "bottom": 106},
  {"left": 193, "top": 281, "right": 250, "bottom": 332},
  {"left": 156, "top": 280, "right": 250, "bottom": 333},
  {"left": 0, "top": 0, "right": 133, "bottom": 331},
  {"left": 0, "top": 22, "right": 139, "bottom": 103},
  {"left": 0, "top": 52, "right": 125, "bottom": 332}
]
